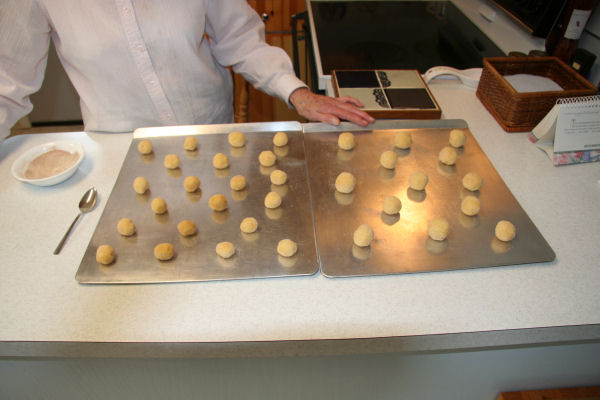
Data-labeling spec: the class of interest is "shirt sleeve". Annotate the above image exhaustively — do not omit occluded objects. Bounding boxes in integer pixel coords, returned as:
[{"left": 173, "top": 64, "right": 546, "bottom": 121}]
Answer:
[
  {"left": 204, "top": 0, "right": 307, "bottom": 106},
  {"left": 0, "top": 0, "right": 52, "bottom": 143}
]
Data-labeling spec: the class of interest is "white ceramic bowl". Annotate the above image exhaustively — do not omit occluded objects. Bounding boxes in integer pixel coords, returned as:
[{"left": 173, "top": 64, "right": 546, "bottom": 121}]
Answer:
[{"left": 11, "top": 141, "right": 85, "bottom": 186}]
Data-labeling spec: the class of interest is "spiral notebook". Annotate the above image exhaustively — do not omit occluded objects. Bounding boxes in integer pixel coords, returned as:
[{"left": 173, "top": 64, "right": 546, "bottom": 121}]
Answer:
[{"left": 529, "top": 95, "right": 600, "bottom": 166}]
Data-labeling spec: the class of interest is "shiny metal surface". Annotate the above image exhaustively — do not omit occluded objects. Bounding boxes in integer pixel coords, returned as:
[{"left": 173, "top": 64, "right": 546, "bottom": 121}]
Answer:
[
  {"left": 76, "top": 122, "right": 318, "bottom": 283},
  {"left": 304, "top": 120, "right": 555, "bottom": 277}
]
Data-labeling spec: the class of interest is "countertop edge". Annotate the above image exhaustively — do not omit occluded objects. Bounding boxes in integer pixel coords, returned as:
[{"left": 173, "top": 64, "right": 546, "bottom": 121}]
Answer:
[{"left": 2, "top": 324, "right": 599, "bottom": 359}]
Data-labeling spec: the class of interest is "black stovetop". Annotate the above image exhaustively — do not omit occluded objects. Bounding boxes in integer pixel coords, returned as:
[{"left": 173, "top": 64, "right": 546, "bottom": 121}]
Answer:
[{"left": 310, "top": 1, "right": 505, "bottom": 74}]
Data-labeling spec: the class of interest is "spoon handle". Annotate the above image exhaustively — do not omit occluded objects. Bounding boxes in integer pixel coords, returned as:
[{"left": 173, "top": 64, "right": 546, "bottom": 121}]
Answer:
[{"left": 53, "top": 213, "right": 82, "bottom": 255}]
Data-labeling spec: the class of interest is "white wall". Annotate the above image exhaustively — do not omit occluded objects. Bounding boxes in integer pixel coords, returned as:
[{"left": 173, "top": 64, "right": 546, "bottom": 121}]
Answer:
[{"left": 1, "top": 342, "right": 599, "bottom": 399}]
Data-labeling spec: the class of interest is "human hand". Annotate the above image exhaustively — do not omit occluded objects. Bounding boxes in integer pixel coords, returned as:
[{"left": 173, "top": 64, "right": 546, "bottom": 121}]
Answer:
[{"left": 289, "top": 87, "right": 375, "bottom": 127}]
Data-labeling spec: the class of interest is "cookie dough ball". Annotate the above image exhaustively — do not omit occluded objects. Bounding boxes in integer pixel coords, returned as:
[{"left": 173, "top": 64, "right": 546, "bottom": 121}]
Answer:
[
  {"left": 137, "top": 140, "right": 153, "bottom": 155},
  {"left": 184, "top": 136, "right": 198, "bottom": 151},
  {"left": 463, "top": 194, "right": 482, "bottom": 215},
  {"left": 264, "top": 191, "right": 282, "bottom": 209},
  {"left": 273, "top": 131, "right": 288, "bottom": 147},
  {"left": 228, "top": 131, "right": 246, "bottom": 148},
  {"left": 212, "top": 152, "right": 230, "bottom": 169},
  {"left": 462, "top": 172, "right": 483, "bottom": 191},
  {"left": 495, "top": 220, "right": 516, "bottom": 242},
  {"left": 270, "top": 169, "right": 287, "bottom": 185},
  {"left": 164, "top": 154, "right": 180, "bottom": 169},
  {"left": 240, "top": 217, "right": 258, "bottom": 233},
  {"left": 183, "top": 176, "right": 200, "bottom": 193},
  {"left": 258, "top": 150, "right": 277, "bottom": 167},
  {"left": 382, "top": 196, "right": 402, "bottom": 215},
  {"left": 277, "top": 239, "right": 298, "bottom": 257},
  {"left": 177, "top": 220, "right": 197, "bottom": 236},
  {"left": 154, "top": 243, "right": 174, "bottom": 261},
  {"left": 216, "top": 241, "right": 235, "bottom": 259},
  {"left": 449, "top": 129, "right": 466, "bottom": 148},
  {"left": 408, "top": 171, "right": 428, "bottom": 191},
  {"left": 335, "top": 171, "right": 356, "bottom": 193},
  {"left": 379, "top": 150, "right": 398, "bottom": 169},
  {"left": 461, "top": 196, "right": 481, "bottom": 216},
  {"left": 133, "top": 176, "right": 149, "bottom": 194},
  {"left": 151, "top": 197, "right": 168, "bottom": 214},
  {"left": 117, "top": 218, "right": 136, "bottom": 236},
  {"left": 428, "top": 217, "right": 449, "bottom": 241},
  {"left": 438, "top": 146, "right": 458, "bottom": 166},
  {"left": 338, "top": 132, "right": 355, "bottom": 150},
  {"left": 394, "top": 131, "right": 412, "bottom": 149},
  {"left": 229, "top": 175, "right": 246, "bottom": 191},
  {"left": 209, "top": 194, "right": 228, "bottom": 211},
  {"left": 96, "top": 245, "right": 115, "bottom": 265},
  {"left": 353, "top": 224, "right": 374, "bottom": 247}
]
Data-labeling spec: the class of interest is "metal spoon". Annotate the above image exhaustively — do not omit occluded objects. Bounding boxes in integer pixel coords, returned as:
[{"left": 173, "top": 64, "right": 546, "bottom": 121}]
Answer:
[{"left": 53, "top": 187, "right": 98, "bottom": 255}]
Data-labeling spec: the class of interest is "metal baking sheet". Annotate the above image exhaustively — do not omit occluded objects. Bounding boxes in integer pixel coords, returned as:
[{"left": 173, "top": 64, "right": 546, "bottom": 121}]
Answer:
[
  {"left": 303, "top": 119, "right": 555, "bottom": 277},
  {"left": 76, "top": 122, "right": 318, "bottom": 284}
]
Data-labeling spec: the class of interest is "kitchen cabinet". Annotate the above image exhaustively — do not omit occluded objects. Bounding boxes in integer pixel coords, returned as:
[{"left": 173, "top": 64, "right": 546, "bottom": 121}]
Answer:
[{"left": 234, "top": 0, "right": 309, "bottom": 123}]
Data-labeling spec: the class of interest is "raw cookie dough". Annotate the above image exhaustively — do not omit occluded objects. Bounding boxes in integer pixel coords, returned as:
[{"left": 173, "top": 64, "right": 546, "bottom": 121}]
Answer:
[
  {"left": 177, "top": 220, "right": 197, "bottom": 236},
  {"left": 495, "top": 220, "right": 516, "bottom": 242},
  {"left": 240, "top": 217, "right": 258, "bottom": 233},
  {"left": 133, "top": 176, "right": 149, "bottom": 194},
  {"left": 449, "top": 129, "right": 466, "bottom": 148},
  {"left": 151, "top": 198, "right": 168, "bottom": 214},
  {"left": 164, "top": 154, "right": 180, "bottom": 169},
  {"left": 353, "top": 224, "right": 374, "bottom": 247},
  {"left": 209, "top": 194, "right": 228, "bottom": 211},
  {"left": 379, "top": 150, "right": 398, "bottom": 169},
  {"left": 183, "top": 176, "right": 201, "bottom": 193},
  {"left": 96, "top": 245, "right": 115, "bottom": 265},
  {"left": 338, "top": 132, "right": 355, "bottom": 150},
  {"left": 137, "top": 140, "right": 153, "bottom": 155},
  {"left": 117, "top": 218, "right": 136, "bottom": 236},
  {"left": 462, "top": 172, "right": 483, "bottom": 191},
  {"left": 264, "top": 191, "right": 282, "bottom": 209},
  {"left": 408, "top": 171, "right": 428, "bottom": 191},
  {"left": 270, "top": 169, "right": 287, "bottom": 185},
  {"left": 461, "top": 195, "right": 481, "bottom": 216},
  {"left": 154, "top": 243, "right": 174, "bottom": 261},
  {"left": 382, "top": 196, "right": 402, "bottom": 215},
  {"left": 273, "top": 131, "right": 288, "bottom": 147},
  {"left": 184, "top": 136, "right": 198, "bottom": 151},
  {"left": 335, "top": 171, "right": 356, "bottom": 193},
  {"left": 230, "top": 175, "right": 246, "bottom": 191},
  {"left": 438, "top": 146, "right": 458, "bottom": 166},
  {"left": 394, "top": 131, "right": 412, "bottom": 149},
  {"left": 212, "top": 152, "right": 230, "bottom": 169},
  {"left": 428, "top": 217, "right": 449, "bottom": 241},
  {"left": 216, "top": 241, "right": 235, "bottom": 259},
  {"left": 277, "top": 239, "right": 298, "bottom": 257},
  {"left": 228, "top": 131, "right": 246, "bottom": 147},
  {"left": 258, "top": 150, "right": 277, "bottom": 167}
]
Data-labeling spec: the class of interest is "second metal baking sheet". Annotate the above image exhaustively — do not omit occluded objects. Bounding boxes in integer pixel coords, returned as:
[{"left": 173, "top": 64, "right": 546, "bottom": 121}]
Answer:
[
  {"left": 303, "top": 120, "right": 555, "bottom": 277},
  {"left": 76, "top": 122, "right": 318, "bottom": 284}
]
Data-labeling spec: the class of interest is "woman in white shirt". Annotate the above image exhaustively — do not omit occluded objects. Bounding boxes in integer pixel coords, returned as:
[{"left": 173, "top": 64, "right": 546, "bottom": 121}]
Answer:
[{"left": 0, "top": 0, "right": 373, "bottom": 141}]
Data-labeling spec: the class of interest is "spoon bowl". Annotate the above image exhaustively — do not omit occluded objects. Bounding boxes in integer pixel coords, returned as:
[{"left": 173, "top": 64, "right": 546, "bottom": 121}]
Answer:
[{"left": 54, "top": 187, "right": 98, "bottom": 254}]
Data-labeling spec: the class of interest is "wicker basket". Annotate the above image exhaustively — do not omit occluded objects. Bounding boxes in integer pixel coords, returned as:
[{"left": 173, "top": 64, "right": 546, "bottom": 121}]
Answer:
[{"left": 476, "top": 57, "right": 598, "bottom": 132}]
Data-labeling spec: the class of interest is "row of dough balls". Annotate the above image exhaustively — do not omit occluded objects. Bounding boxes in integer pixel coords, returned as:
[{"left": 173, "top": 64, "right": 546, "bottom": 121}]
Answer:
[
  {"left": 97, "top": 215, "right": 298, "bottom": 264},
  {"left": 137, "top": 131, "right": 289, "bottom": 155},
  {"left": 337, "top": 128, "right": 465, "bottom": 153},
  {"left": 133, "top": 167, "right": 288, "bottom": 196},
  {"left": 349, "top": 219, "right": 516, "bottom": 252},
  {"left": 96, "top": 238, "right": 298, "bottom": 265},
  {"left": 427, "top": 218, "right": 516, "bottom": 242},
  {"left": 137, "top": 131, "right": 288, "bottom": 171},
  {"left": 334, "top": 170, "right": 483, "bottom": 194}
]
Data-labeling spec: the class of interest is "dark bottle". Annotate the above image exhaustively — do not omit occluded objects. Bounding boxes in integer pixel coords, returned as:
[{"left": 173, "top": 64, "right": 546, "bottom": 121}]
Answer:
[{"left": 545, "top": 0, "right": 599, "bottom": 64}]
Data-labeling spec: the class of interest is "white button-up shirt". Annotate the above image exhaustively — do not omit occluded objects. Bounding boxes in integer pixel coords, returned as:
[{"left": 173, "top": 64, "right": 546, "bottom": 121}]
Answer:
[{"left": 0, "top": 0, "right": 306, "bottom": 140}]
